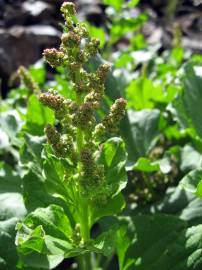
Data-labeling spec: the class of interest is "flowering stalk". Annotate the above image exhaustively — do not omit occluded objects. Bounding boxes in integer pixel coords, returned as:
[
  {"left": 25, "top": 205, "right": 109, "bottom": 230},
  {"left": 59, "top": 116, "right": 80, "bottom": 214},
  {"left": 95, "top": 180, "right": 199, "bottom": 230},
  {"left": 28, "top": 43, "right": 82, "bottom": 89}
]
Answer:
[
  {"left": 18, "top": 66, "right": 40, "bottom": 94},
  {"left": 17, "top": 2, "right": 127, "bottom": 270}
]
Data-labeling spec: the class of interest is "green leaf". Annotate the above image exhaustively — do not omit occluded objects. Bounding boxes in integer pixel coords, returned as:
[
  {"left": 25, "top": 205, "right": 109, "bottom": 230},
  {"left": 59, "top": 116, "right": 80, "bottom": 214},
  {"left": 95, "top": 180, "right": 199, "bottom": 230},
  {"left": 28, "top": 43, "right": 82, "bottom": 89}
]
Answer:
[
  {"left": 0, "top": 218, "right": 22, "bottom": 270},
  {"left": 110, "top": 14, "right": 147, "bottom": 43},
  {"left": 103, "top": 0, "right": 124, "bottom": 11},
  {"left": 93, "top": 226, "right": 118, "bottom": 257},
  {"left": 90, "top": 193, "right": 125, "bottom": 226},
  {"left": 29, "top": 64, "right": 45, "bottom": 85},
  {"left": 101, "top": 214, "right": 202, "bottom": 270},
  {"left": 180, "top": 169, "right": 202, "bottom": 198},
  {"left": 133, "top": 157, "right": 160, "bottom": 172},
  {"left": 126, "top": 215, "right": 202, "bottom": 270},
  {"left": 147, "top": 186, "right": 202, "bottom": 225},
  {"left": 131, "top": 156, "right": 171, "bottom": 174},
  {"left": 0, "top": 163, "right": 26, "bottom": 270},
  {"left": 126, "top": 78, "right": 162, "bottom": 110},
  {"left": 25, "top": 94, "right": 54, "bottom": 135},
  {"left": 51, "top": 74, "right": 75, "bottom": 100},
  {"left": 115, "top": 225, "right": 135, "bottom": 270},
  {"left": 170, "top": 66, "right": 202, "bottom": 139},
  {"left": 126, "top": 109, "right": 161, "bottom": 162},
  {"left": 98, "top": 137, "right": 127, "bottom": 194},
  {"left": 86, "top": 23, "right": 106, "bottom": 48},
  {"left": 127, "top": 0, "right": 139, "bottom": 8},
  {"left": 20, "top": 134, "right": 45, "bottom": 179},
  {"left": 16, "top": 205, "right": 116, "bottom": 269},
  {"left": 16, "top": 205, "right": 74, "bottom": 269},
  {"left": 0, "top": 111, "right": 23, "bottom": 148},
  {"left": 180, "top": 145, "right": 202, "bottom": 172},
  {"left": 126, "top": 77, "right": 178, "bottom": 110}
]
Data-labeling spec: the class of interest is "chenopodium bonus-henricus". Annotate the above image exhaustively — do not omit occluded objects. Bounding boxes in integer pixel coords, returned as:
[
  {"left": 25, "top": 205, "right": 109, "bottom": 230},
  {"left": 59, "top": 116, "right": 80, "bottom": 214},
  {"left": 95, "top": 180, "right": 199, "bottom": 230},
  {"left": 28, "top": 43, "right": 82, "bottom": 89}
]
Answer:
[{"left": 16, "top": 2, "right": 128, "bottom": 268}]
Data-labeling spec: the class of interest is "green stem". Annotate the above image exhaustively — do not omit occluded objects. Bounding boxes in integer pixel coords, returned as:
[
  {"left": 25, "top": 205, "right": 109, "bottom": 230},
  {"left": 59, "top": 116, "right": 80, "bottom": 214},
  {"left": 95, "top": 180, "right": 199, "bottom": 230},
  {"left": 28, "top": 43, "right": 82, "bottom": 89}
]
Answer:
[
  {"left": 79, "top": 196, "right": 90, "bottom": 241},
  {"left": 77, "top": 253, "right": 92, "bottom": 270},
  {"left": 76, "top": 127, "right": 83, "bottom": 154},
  {"left": 74, "top": 75, "right": 92, "bottom": 269}
]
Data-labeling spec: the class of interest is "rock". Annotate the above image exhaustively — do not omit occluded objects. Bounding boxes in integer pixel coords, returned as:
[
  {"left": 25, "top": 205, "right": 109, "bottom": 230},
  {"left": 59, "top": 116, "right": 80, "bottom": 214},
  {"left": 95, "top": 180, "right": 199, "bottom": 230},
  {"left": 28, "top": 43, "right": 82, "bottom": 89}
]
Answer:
[
  {"left": 3, "top": 3, "right": 28, "bottom": 27},
  {"left": 25, "top": 25, "right": 61, "bottom": 44},
  {"left": 0, "top": 25, "right": 61, "bottom": 97},
  {"left": 22, "top": 1, "right": 54, "bottom": 21}
]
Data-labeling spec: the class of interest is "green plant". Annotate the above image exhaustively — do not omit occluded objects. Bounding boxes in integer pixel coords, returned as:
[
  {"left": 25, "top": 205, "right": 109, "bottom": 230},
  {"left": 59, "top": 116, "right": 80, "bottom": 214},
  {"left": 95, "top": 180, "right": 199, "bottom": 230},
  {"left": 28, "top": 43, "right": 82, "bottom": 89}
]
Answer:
[
  {"left": 1, "top": 2, "right": 202, "bottom": 270},
  {"left": 15, "top": 3, "right": 127, "bottom": 269}
]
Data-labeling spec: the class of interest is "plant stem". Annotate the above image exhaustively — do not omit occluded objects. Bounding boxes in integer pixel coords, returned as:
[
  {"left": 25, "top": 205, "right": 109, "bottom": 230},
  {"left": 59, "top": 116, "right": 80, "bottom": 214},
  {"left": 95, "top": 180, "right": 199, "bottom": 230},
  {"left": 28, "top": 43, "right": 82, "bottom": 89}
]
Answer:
[
  {"left": 77, "top": 253, "right": 92, "bottom": 270},
  {"left": 79, "top": 196, "right": 90, "bottom": 241}
]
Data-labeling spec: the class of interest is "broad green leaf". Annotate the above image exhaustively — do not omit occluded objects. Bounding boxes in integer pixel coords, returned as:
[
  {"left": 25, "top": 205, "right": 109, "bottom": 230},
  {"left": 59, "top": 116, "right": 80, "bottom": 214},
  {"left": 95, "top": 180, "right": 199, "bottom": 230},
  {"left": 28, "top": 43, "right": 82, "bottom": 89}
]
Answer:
[
  {"left": 149, "top": 186, "right": 202, "bottom": 225},
  {"left": 133, "top": 157, "right": 160, "bottom": 172},
  {"left": 20, "top": 135, "right": 74, "bottom": 220},
  {"left": 171, "top": 67, "right": 202, "bottom": 139},
  {"left": 115, "top": 225, "right": 135, "bottom": 270},
  {"left": 180, "top": 169, "right": 202, "bottom": 199},
  {"left": 0, "top": 163, "right": 26, "bottom": 270},
  {"left": 0, "top": 192, "right": 26, "bottom": 225},
  {"left": 180, "top": 145, "right": 202, "bottom": 172},
  {"left": 93, "top": 226, "right": 118, "bottom": 257},
  {"left": 131, "top": 156, "right": 171, "bottom": 174},
  {"left": 101, "top": 214, "right": 202, "bottom": 270},
  {"left": 126, "top": 77, "right": 178, "bottom": 110},
  {"left": 16, "top": 205, "right": 116, "bottom": 269},
  {"left": 98, "top": 137, "right": 127, "bottom": 195},
  {"left": 126, "top": 215, "right": 202, "bottom": 270},
  {"left": 0, "top": 163, "right": 22, "bottom": 193},
  {"left": 16, "top": 205, "right": 73, "bottom": 269},
  {"left": 25, "top": 94, "right": 54, "bottom": 135},
  {"left": 126, "top": 109, "right": 161, "bottom": 162},
  {"left": 90, "top": 192, "right": 125, "bottom": 226},
  {"left": 20, "top": 134, "right": 45, "bottom": 178},
  {"left": 29, "top": 64, "right": 45, "bottom": 85},
  {"left": 50, "top": 74, "right": 75, "bottom": 100},
  {"left": 0, "top": 218, "right": 21, "bottom": 270},
  {"left": 126, "top": 78, "right": 163, "bottom": 110},
  {"left": 110, "top": 14, "right": 147, "bottom": 43},
  {"left": 0, "top": 110, "right": 23, "bottom": 148}
]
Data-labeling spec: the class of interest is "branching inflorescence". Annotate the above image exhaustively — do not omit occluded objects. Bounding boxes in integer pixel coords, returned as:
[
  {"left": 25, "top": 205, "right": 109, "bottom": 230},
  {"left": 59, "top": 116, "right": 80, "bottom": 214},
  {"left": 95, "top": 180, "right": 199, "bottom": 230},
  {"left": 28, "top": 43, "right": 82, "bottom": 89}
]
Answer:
[
  {"left": 39, "top": 2, "right": 126, "bottom": 204},
  {"left": 17, "top": 1, "right": 127, "bottom": 256}
]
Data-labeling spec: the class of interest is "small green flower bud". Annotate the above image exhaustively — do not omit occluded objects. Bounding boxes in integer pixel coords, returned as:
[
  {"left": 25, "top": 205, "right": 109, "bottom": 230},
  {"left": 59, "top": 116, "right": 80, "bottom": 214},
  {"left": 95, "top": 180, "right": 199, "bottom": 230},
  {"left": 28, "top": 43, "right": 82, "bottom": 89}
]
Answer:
[
  {"left": 76, "top": 50, "right": 88, "bottom": 64},
  {"left": 61, "top": 2, "right": 76, "bottom": 16},
  {"left": 88, "top": 73, "right": 102, "bottom": 89},
  {"left": 110, "top": 98, "right": 127, "bottom": 119},
  {"left": 74, "top": 23, "right": 89, "bottom": 38},
  {"left": 45, "top": 124, "right": 76, "bottom": 160},
  {"left": 72, "top": 102, "right": 95, "bottom": 129},
  {"left": 86, "top": 38, "right": 100, "bottom": 56},
  {"left": 45, "top": 124, "right": 60, "bottom": 145},
  {"left": 61, "top": 32, "right": 81, "bottom": 48},
  {"left": 84, "top": 92, "right": 101, "bottom": 108},
  {"left": 96, "top": 64, "right": 111, "bottom": 81},
  {"left": 18, "top": 66, "right": 39, "bottom": 93},
  {"left": 103, "top": 98, "right": 127, "bottom": 132},
  {"left": 93, "top": 123, "right": 105, "bottom": 139},
  {"left": 43, "top": 48, "right": 65, "bottom": 68},
  {"left": 39, "top": 90, "right": 65, "bottom": 111}
]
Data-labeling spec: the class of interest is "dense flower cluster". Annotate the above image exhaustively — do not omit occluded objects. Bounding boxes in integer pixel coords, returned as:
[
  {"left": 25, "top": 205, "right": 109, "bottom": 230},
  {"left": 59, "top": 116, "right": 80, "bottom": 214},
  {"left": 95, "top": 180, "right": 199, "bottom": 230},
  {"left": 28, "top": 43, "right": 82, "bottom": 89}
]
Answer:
[
  {"left": 19, "top": 2, "right": 127, "bottom": 202},
  {"left": 18, "top": 66, "right": 39, "bottom": 94}
]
